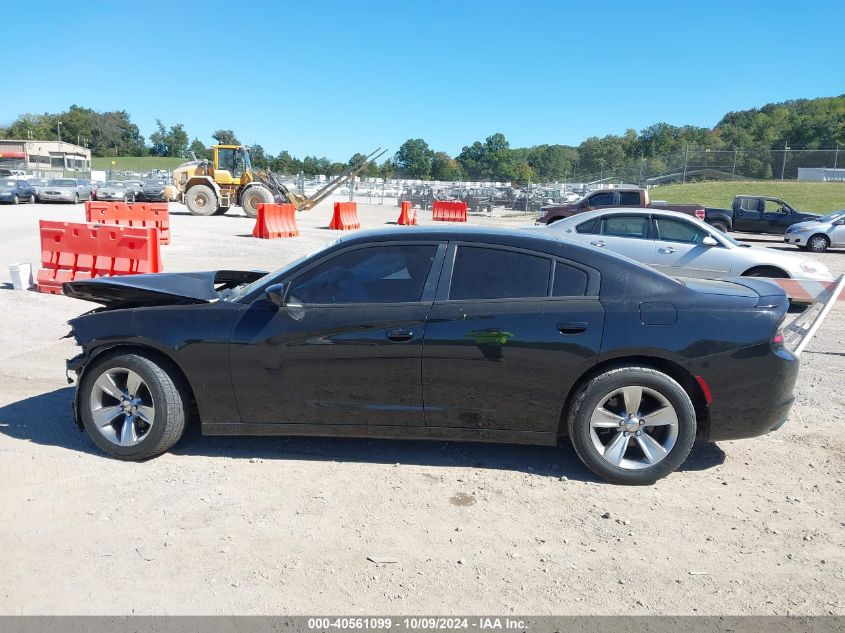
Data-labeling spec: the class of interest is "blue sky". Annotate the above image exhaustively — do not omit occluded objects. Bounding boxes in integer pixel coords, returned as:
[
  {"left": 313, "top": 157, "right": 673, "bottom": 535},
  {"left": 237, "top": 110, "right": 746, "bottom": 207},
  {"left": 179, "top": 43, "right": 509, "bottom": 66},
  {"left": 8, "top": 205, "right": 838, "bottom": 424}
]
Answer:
[{"left": 3, "top": 0, "right": 843, "bottom": 160}]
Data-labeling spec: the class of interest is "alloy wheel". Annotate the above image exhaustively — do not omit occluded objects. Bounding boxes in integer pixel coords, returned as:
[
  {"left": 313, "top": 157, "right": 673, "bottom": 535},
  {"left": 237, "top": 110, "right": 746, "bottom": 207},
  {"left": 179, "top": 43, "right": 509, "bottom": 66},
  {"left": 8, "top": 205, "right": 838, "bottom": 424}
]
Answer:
[
  {"left": 88, "top": 367, "right": 156, "bottom": 447},
  {"left": 589, "top": 385, "right": 679, "bottom": 470}
]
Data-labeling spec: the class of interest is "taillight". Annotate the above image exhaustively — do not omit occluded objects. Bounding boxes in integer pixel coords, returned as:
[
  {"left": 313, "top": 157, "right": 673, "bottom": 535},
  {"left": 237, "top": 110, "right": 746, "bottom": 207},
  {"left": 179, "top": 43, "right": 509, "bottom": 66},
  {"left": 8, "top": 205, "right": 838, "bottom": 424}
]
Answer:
[
  {"left": 772, "top": 316, "right": 786, "bottom": 348},
  {"left": 695, "top": 209, "right": 705, "bottom": 220}
]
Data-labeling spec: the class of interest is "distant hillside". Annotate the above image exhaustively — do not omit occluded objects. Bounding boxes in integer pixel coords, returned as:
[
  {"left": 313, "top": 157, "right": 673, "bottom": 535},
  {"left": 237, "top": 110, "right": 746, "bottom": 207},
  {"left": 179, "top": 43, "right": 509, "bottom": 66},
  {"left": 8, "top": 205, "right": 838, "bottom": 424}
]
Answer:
[
  {"left": 91, "top": 156, "right": 187, "bottom": 172},
  {"left": 649, "top": 181, "right": 845, "bottom": 213}
]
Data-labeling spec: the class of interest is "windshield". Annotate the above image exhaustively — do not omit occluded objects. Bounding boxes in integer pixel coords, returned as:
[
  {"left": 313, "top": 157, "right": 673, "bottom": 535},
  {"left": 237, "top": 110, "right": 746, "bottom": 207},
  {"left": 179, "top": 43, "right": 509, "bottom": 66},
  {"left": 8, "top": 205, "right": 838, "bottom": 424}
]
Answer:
[
  {"left": 818, "top": 210, "right": 845, "bottom": 222},
  {"left": 0, "top": 180, "right": 14, "bottom": 189},
  {"left": 225, "top": 239, "right": 341, "bottom": 302}
]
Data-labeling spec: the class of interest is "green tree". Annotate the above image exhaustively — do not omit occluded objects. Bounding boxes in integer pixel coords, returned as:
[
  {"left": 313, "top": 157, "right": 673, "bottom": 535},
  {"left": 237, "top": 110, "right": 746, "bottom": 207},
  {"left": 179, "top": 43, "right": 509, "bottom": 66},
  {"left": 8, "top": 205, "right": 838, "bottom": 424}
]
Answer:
[
  {"left": 212, "top": 129, "right": 240, "bottom": 145},
  {"left": 189, "top": 137, "right": 207, "bottom": 160},
  {"left": 395, "top": 138, "right": 434, "bottom": 179},
  {"left": 249, "top": 144, "right": 269, "bottom": 169},
  {"left": 431, "top": 152, "right": 464, "bottom": 180}
]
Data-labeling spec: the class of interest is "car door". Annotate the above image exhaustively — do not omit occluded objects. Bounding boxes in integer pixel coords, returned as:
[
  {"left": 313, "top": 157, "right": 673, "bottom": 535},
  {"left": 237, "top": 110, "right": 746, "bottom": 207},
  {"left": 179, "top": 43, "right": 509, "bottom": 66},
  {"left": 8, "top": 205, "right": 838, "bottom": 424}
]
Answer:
[
  {"left": 652, "top": 216, "right": 732, "bottom": 279},
  {"left": 733, "top": 197, "right": 762, "bottom": 232},
  {"left": 830, "top": 217, "right": 845, "bottom": 247},
  {"left": 228, "top": 242, "right": 445, "bottom": 428},
  {"left": 422, "top": 243, "right": 603, "bottom": 434},
  {"left": 762, "top": 199, "right": 793, "bottom": 234},
  {"left": 590, "top": 213, "right": 656, "bottom": 266}
]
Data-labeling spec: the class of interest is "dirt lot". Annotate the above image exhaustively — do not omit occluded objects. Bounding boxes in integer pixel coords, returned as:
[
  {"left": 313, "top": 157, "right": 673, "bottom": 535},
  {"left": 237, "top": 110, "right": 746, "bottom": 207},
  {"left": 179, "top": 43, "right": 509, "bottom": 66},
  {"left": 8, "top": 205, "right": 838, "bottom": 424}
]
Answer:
[{"left": 0, "top": 198, "right": 842, "bottom": 615}]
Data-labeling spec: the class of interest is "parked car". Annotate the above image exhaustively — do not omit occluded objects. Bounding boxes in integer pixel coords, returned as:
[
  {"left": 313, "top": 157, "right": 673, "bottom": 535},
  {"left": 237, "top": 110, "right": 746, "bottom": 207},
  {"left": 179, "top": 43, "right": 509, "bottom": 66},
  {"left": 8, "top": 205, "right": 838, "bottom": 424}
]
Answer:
[
  {"left": 536, "top": 188, "right": 705, "bottom": 224},
  {"left": 783, "top": 209, "right": 845, "bottom": 252},
  {"left": 0, "top": 179, "right": 36, "bottom": 204},
  {"left": 123, "top": 180, "right": 144, "bottom": 198},
  {"left": 545, "top": 209, "right": 832, "bottom": 286},
  {"left": 704, "top": 196, "right": 820, "bottom": 234},
  {"left": 63, "top": 226, "right": 799, "bottom": 484},
  {"left": 34, "top": 178, "right": 92, "bottom": 204},
  {"left": 137, "top": 179, "right": 169, "bottom": 202},
  {"left": 88, "top": 180, "right": 105, "bottom": 200},
  {"left": 96, "top": 181, "right": 135, "bottom": 202}
]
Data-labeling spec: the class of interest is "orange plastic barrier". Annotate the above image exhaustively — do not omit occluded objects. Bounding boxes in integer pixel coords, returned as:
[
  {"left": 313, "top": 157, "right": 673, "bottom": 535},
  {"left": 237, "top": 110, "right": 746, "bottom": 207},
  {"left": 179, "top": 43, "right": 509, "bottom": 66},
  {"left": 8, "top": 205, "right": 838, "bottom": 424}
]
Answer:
[
  {"left": 329, "top": 201, "right": 361, "bottom": 230},
  {"left": 252, "top": 203, "right": 299, "bottom": 239},
  {"left": 432, "top": 200, "right": 467, "bottom": 222},
  {"left": 397, "top": 201, "right": 418, "bottom": 225},
  {"left": 767, "top": 278, "right": 845, "bottom": 302},
  {"left": 85, "top": 201, "right": 171, "bottom": 245},
  {"left": 36, "top": 220, "right": 163, "bottom": 295}
]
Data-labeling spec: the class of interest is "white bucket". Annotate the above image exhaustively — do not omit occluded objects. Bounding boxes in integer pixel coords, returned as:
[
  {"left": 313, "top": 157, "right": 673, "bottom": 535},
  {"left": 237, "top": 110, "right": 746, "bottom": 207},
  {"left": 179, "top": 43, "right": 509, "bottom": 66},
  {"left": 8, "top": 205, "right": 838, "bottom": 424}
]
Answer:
[{"left": 9, "top": 263, "right": 34, "bottom": 290}]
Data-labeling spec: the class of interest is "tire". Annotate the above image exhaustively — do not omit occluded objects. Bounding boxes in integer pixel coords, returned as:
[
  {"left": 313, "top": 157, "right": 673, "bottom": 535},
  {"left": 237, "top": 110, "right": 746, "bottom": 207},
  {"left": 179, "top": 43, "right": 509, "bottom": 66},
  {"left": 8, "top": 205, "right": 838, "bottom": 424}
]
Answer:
[
  {"left": 28, "top": 194, "right": 35, "bottom": 204},
  {"left": 79, "top": 352, "right": 187, "bottom": 460},
  {"left": 546, "top": 216, "right": 562, "bottom": 225},
  {"left": 73, "top": 193, "right": 79, "bottom": 204},
  {"left": 806, "top": 234, "right": 829, "bottom": 253},
  {"left": 185, "top": 184, "right": 218, "bottom": 216},
  {"left": 213, "top": 206, "right": 230, "bottom": 216},
  {"left": 710, "top": 221, "right": 728, "bottom": 233},
  {"left": 567, "top": 366, "right": 697, "bottom": 484},
  {"left": 240, "top": 185, "right": 274, "bottom": 218},
  {"left": 743, "top": 266, "right": 788, "bottom": 278},
  {"left": 12, "top": 195, "right": 19, "bottom": 205}
]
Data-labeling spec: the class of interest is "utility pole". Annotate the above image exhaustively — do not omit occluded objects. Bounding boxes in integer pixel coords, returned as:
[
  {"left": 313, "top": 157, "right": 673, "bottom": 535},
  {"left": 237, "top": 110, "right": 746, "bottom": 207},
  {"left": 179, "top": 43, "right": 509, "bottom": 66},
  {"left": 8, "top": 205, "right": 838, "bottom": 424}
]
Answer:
[
  {"left": 638, "top": 151, "right": 644, "bottom": 185},
  {"left": 834, "top": 143, "right": 839, "bottom": 172},
  {"left": 682, "top": 145, "right": 689, "bottom": 184},
  {"left": 780, "top": 141, "right": 789, "bottom": 181},
  {"left": 732, "top": 148, "right": 738, "bottom": 177},
  {"left": 57, "top": 121, "right": 63, "bottom": 143}
]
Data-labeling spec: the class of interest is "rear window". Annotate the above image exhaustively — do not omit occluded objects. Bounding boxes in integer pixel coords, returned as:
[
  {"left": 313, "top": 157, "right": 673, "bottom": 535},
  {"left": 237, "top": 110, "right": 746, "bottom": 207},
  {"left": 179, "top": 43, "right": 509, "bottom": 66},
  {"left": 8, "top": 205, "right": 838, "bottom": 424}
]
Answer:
[
  {"left": 450, "top": 246, "right": 551, "bottom": 300},
  {"left": 603, "top": 215, "right": 650, "bottom": 239},
  {"left": 619, "top": 191, "right": 641, "bottom": 206},
  {"left": 589, "top": 192, "right": 614, "bottom": 206},
  {"left": 575, "top": 217, "right": 600, "bottom": 234},
  {"left": 552, "top": 262, "right": 588, "bottom": 297}
]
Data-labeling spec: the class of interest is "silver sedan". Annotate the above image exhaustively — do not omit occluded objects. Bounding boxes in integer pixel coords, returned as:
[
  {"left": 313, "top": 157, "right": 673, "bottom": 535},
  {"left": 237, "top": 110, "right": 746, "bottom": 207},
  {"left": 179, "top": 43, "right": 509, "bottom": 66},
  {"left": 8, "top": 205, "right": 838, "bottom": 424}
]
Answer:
[
  {"left": 544, "top": 208, "right": 833, "bottom": 282},
  {"left": 783, "top": 210, "right": 845, "bottom": 252}
]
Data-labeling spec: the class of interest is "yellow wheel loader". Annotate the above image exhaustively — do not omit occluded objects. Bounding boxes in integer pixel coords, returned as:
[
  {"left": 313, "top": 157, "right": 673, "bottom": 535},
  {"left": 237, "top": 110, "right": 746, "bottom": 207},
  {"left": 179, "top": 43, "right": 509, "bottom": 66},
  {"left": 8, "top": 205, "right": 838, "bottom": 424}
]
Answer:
[{"left": 164, "top": 146, "right": 386, "bottom": 218}]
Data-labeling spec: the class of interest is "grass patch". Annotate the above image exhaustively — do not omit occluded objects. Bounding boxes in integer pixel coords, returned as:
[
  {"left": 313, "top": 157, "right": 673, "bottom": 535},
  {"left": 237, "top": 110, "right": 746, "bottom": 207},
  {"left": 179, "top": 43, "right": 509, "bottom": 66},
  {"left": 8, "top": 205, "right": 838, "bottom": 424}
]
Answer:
[
  {"left": 91, "top": 156, "right": 188, "bottom": 172},
  {"left": 648, "top": 181, "right": 845, "bottom": 213}
]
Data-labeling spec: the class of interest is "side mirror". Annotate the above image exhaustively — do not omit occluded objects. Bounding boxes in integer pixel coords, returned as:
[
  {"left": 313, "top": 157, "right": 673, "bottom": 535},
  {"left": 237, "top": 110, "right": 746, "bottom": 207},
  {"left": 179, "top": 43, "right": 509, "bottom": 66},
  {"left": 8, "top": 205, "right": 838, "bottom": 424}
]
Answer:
[
  {"left": 702, "top": 235, "right": 719, "bottom": 247},
  {"left": 833, "top": 219, "right": 845, "bottom": 226},
  {"left": 264, "top": 282, "right": 288, "bottom": 307}
]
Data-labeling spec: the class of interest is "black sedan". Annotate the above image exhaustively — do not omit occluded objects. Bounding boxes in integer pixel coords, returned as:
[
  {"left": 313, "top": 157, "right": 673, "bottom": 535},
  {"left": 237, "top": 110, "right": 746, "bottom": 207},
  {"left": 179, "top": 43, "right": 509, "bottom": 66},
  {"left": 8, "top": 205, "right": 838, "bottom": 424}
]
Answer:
[
  {"left": 63, "top": 227, "right": 798, "bottom": 484},
  {"left": 0, "top": 179, "right": 36, "bottom": 204}
]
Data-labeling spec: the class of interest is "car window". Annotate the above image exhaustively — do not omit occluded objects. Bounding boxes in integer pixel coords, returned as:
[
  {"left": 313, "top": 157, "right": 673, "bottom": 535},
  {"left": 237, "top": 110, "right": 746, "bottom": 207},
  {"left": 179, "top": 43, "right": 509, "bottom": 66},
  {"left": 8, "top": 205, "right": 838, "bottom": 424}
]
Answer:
[
  {"left": 764, "top": 200, "right": 787, "bottom": 214},
  {"left": 738, "top": 198, "right": 759, "bottom": 212},
  {"left": 288, "top": 245, "right": 437, "bottom": 304},
  {"left": 602, "top": 215, "right": 649, "bottom": 239},
  {"left": 588, "top": 192, "right": 614, "bottom": 206},
  {"left": 450, "top": 246, "right": 550, "bottom": 300},
  {"left": 618, "top": 191, "right": 641, "bottom": 206},
  {"left": 655, "top": 217, "right": 710, "bottom": 244},
  {"left": 552, "top": 262, "right": 588, "bottom": 297},
  {"left": 575, "top": 217, "right": 600, "bottom": 234}
]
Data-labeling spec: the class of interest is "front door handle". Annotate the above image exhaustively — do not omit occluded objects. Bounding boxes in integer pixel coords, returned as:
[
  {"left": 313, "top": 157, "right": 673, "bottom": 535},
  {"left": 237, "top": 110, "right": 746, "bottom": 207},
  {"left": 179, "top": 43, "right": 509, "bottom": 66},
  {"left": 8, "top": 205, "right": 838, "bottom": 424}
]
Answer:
[
  {"left": 590, "top": 240, "right": 606, "bottom": 247},
  {"left": 659, "top": 246, "right": 676, "bottom": 254},
  {"left": 386, "top": 328, "right": 414, "bottom": 342},
  {"left": 558, "top": 322, "right": 588, "bottom": 335}
]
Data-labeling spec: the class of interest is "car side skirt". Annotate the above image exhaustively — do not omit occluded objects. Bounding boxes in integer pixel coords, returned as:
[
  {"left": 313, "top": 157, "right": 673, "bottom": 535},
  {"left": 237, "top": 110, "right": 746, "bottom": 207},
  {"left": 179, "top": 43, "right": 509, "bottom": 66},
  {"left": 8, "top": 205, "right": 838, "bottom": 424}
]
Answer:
[{"left": 201, "top": 423, "right": 558, "bottom": 446}]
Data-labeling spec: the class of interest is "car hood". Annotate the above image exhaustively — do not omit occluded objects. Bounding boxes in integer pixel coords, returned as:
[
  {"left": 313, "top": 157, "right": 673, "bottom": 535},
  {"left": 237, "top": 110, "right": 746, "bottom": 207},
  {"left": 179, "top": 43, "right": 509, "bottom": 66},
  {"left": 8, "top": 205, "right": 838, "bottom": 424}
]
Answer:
[
  {"left": 788, "top": 219, "right": 829, "bottom": 230},
  {"left": 63, "top": 270, "right": 267, "bottom": 308}
]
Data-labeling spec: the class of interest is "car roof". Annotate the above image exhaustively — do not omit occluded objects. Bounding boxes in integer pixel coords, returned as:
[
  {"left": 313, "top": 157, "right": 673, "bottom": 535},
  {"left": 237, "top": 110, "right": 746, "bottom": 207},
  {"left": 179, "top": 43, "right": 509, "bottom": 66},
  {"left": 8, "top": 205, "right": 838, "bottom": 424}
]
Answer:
[{"left": 337, "top": 225, "right": 565, "bottom": 247}]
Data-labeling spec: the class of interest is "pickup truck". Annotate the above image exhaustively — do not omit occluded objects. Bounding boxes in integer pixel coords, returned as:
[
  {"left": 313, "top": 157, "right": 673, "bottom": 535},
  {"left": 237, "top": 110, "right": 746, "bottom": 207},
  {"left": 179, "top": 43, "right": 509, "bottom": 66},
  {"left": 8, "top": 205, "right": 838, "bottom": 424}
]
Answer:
[
  {"left": 536, "top": 188, "right": 705, "bottom": 224},
  {"left": 704, "top": 196, "right": 821, "bottom": 235}
]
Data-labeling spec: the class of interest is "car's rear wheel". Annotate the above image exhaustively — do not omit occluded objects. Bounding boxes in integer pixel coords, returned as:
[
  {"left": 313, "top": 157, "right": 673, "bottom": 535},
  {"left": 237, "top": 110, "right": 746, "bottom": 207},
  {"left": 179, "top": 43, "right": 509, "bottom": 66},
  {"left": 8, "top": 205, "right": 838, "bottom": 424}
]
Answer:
[
  {"left": 28, "top": 194, "right": 35, "bottom": 204},
  {"left": 710, "top": 221, "right": 729, "bottom": 233},
  {"left": 567, "top": 366, "right": 697, "bottom": 484},
  {"left": 806, "top": 234, "right": 829, "bottom": 253},
  {"left": 79, "top": 352, "right": 187, "bottom": 460},
  {"left": 743, "top": 266, "right": 788, "bottom": 278},
  {"left": 12, "top": 194, "right": 19, "bottom": 205}
]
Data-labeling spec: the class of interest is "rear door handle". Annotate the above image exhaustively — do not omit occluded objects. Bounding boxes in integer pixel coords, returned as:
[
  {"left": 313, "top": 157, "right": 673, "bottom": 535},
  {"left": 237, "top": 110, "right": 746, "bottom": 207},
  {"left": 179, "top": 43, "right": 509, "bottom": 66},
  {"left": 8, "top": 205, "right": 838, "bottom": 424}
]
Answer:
[
  {"left": 386, "top": 328, "right": 414, "bottom": 342},
  {"left": 590, "top": 240, "right": 606, "bottom": 247},
  {"left": 557, "top": 322, "right": 588, "bottom": 334}
]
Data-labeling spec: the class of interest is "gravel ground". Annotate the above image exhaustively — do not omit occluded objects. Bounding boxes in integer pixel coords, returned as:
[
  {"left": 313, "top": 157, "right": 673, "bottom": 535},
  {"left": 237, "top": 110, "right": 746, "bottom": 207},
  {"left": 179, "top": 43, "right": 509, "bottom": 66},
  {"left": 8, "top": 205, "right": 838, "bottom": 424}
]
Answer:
[{"left": 0, "top": 198, "right": 842, "bottom": 615}]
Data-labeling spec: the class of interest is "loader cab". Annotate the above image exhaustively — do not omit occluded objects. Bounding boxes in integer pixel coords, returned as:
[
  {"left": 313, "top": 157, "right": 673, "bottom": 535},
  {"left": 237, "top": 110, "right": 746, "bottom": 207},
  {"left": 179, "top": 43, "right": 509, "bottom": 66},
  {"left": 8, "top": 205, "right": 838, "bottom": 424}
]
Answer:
[{"left": 213, "top": 145, "right": 252, "bottom": 183}]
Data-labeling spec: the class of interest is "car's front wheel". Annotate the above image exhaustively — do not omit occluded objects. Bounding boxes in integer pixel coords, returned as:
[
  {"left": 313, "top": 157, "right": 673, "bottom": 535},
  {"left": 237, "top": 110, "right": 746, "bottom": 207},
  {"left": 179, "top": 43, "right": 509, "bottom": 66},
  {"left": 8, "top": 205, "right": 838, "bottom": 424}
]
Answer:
[
  {"left": 28, "top": 194, "right": 35, "bottom": 204},
  {"left": 79, "top": 352, "right": 188, "bottom": 460},
  {"left": 567, "top": 366, "right": 697, "bottom": 484},
  {"left": 806, "top": 234, "right": 829, "bottom": 253}
]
